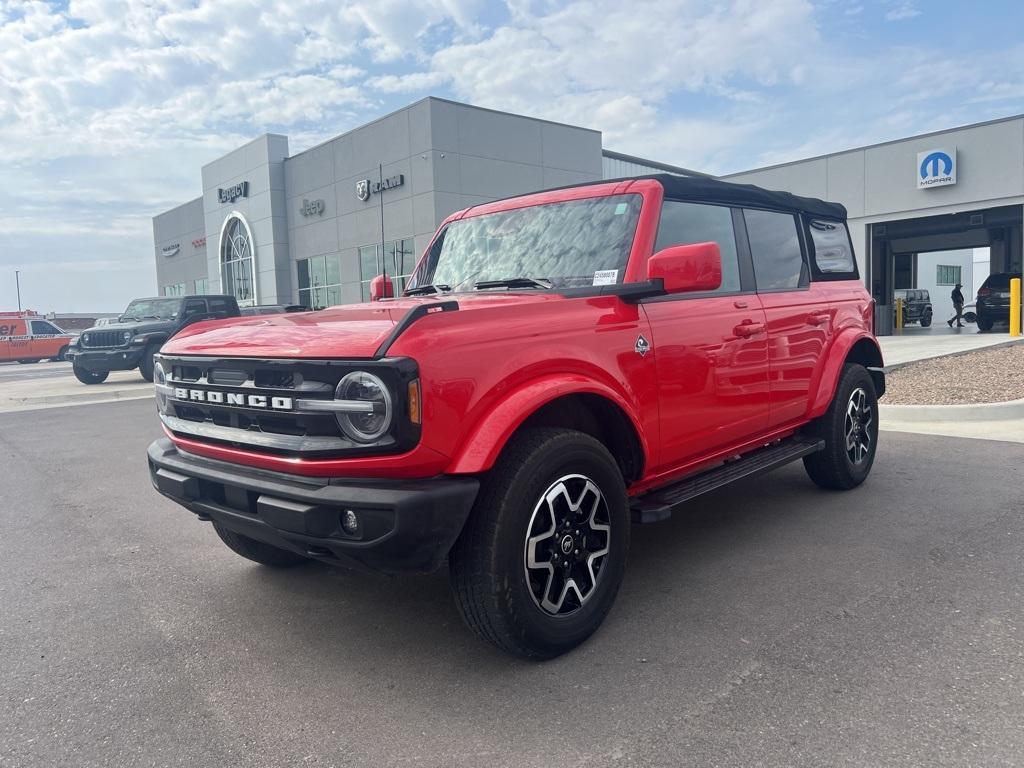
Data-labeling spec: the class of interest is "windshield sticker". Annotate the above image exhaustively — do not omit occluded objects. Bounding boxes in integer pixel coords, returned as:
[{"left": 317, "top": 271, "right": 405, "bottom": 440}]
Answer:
[
  {"left": 614, "top": 203, "right": 628, "bottom": 215},
  {"left": 593, "top": 269, "right": 618, "bottom": 286}
]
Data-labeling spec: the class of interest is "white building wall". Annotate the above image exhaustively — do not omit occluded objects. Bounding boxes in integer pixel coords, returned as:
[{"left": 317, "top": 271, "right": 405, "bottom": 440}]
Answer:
[{"left": 916, "top": 249, "right": 973, "bottom": 322}]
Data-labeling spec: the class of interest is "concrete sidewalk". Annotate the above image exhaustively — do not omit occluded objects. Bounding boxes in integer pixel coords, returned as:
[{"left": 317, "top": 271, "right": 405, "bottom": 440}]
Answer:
[
  {"left": 878, "top": 329, "right": 1015, "bottom": 367},
  {"left": 0, "top": 370, "right": 152, "bottom": 412}
]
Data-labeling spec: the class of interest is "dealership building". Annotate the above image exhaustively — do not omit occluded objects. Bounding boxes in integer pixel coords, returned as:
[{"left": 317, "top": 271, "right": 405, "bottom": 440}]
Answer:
[{"left": 153, "top": 99, "right": 1023, "bottom": 334}]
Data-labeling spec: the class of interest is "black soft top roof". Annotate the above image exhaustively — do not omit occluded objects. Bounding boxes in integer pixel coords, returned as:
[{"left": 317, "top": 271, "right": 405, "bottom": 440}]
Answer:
[{"left": 626, "top": 173, "right": 847, "bottom": 221}]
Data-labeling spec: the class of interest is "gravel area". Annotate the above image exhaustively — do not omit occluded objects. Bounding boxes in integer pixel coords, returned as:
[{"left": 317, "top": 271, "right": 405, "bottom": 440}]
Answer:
[{"left": 884, "top": 341, "right": 1024, "bottom": 404}]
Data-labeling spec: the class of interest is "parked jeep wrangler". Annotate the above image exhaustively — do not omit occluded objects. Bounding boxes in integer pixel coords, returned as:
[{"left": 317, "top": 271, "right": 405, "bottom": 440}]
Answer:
[
  {"left": 147, "top": 176, "right": 884, "bottom": 659},
  {"left": 894, "top": 288, "right": 933, "bottom": 327},
  {"left": 67, "top": 295, "right": 239, "bottom": 384}
]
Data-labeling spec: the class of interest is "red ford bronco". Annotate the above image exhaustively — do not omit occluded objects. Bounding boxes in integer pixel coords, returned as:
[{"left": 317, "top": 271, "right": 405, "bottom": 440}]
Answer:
[{"left": 148, "top": 175, "right": 884, "bottom": 659}]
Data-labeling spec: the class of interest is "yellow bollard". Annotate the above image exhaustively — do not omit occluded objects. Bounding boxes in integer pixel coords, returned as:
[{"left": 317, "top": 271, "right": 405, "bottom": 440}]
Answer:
[
  {"left": 1011, "top": 277, "right": 1021, "bottom": 337},
  {"left": 894, "top": 296, "right": 904, "bottom": 330}
]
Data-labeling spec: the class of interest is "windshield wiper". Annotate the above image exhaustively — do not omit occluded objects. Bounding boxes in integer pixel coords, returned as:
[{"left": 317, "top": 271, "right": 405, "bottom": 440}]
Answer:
[
  {"left": 404, "top": 283, "right": 452, "bottom": 297},
  {"left": 474, "top": 277, "right": 551, "bottom": 291}
]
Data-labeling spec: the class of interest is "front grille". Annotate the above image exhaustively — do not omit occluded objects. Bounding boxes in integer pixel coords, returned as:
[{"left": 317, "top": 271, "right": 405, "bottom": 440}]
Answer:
[
  {"left": 157, "top": 355, "right": 419, "bottom": 459},
  {"left": 82, "top": 330, "right": 126, "bottom": 348}
]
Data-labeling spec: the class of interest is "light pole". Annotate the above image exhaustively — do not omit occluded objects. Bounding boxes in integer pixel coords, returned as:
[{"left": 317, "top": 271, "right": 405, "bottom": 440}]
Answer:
[{"left": 15, "top": 270, "right": 21, "bottom": 312}]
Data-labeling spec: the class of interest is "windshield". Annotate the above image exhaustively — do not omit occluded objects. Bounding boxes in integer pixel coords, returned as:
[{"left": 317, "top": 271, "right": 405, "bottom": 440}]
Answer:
[
  {"left": 121, "top": 298, "right": 181, "bottom": 321},
  {"left": 408, "top": 194, "right": 643, "bottom": 292}
]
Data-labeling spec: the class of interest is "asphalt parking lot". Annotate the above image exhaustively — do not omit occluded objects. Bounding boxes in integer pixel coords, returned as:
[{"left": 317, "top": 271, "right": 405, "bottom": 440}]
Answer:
[{"left": 2, "top": 399, "right": 1022, "bottom": 767}]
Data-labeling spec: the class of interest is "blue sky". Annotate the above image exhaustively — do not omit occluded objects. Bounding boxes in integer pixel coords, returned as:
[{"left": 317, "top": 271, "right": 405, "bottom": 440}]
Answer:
[{"left": 1, "top": 0, "right": 1022, "bottom": 312}]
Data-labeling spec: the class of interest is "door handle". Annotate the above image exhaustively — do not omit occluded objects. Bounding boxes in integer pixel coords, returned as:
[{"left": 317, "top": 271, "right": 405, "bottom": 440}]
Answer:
[
  {"left": 732, "top": 321, "right": 765, "bottom": 338},
  {"left": 808, "top": 311, "right": 830, "bottom": 326}
]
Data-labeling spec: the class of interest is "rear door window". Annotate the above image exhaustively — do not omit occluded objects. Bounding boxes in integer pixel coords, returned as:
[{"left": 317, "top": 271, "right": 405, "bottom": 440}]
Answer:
[
  {"left": 743, "top": 209, "right": 807, "bottom": 291},
  {"left": 207, "top": 298, "right": 235, "bottom": 317},
  {"left": 654, "top": 201, "right": 741, "bottom": 293},
  {"left": 806, "top": 219, "right": 856, "bottom": 277}
]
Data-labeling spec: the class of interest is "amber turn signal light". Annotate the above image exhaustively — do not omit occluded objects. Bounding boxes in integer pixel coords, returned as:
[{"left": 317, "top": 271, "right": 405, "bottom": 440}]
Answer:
[{"left": 408, "top": 378, "right": 421, "bottom": 425}]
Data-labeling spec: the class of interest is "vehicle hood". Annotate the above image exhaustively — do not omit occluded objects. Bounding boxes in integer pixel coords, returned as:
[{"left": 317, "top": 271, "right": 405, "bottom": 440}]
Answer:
[
  {"left": 83, "top": 320, "right": 174, "bottom": 335},
  {"left": 160, "top": 293, "right": 564, "bottom": 359}
]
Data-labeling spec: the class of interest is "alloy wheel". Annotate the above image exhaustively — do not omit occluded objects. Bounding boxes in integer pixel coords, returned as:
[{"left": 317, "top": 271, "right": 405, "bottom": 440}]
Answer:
[
  {"left": 845, "top": 387, "right": 874, "bottom": 465},
  {"left": 523, "top": 474, "right": 611, "bottom": 616}
]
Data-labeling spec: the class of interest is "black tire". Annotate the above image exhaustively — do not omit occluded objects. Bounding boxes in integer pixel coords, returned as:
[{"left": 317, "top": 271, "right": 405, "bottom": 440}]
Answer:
[
  {"left": 977, "top": 316, "right": 994, "bottom": 331},
  {"left": 803, "top": 363, "right": 879, "bottom": 491},
  {"left": 919, "top": 312, "right": 932, "bottom": 328},
  {"left": 73, "top": 364, "right": 108, "bottom": 384},
  {"left": 52, "top": 346, "right": 69, "bottom": 362},
  {"left": 963, "top": 311, "right": 977, "bottom": 324},
  {"left": 212, "top": 523, "right": 309, "bottom": 567},
  {"left": 138, "top": 343, "right": 160, "bottom": 382},
  {"left": 449, "top": 428, "right": 630, "bottom": 659}
]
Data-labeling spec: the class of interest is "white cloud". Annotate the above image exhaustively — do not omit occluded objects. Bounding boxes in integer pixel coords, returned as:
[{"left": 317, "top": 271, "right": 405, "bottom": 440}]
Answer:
[{"left": 885, "top": 1, "right": 920, "bottom": 20}]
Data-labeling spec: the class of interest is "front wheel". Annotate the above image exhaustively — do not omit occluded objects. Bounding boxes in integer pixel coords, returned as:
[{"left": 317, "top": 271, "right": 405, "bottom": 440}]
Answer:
[
  {"left": 449, "top": 428, "right": 630, "bottom": 659},
  {"left": 73, "top": 364, "right": 108, "bottom": 384},
  {"left": 919, "top": 312, "right": 932, "bottom": 328},
  {"left": 803, "top": 363, "right": 879, "bottom": 490},
  {"left": 138, "top": 343, "right": 160, "bottom": 382},
  {"left": 52, "top": 346, "right": 69, "bottom": 362}
]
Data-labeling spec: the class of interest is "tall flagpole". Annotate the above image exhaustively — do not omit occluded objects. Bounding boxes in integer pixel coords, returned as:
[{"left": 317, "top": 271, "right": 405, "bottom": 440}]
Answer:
[
  {"left": 15, "top": 270, "right": 21, "bottom": 312},
  {"left": 379, "top": 164, "right": 387, "bottom": 283}
]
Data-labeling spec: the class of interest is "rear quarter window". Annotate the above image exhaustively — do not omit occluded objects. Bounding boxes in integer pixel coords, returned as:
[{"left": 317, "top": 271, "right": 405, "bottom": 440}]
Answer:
[{"left": 806, "top": 219, "right": 857, "bottom": 279}]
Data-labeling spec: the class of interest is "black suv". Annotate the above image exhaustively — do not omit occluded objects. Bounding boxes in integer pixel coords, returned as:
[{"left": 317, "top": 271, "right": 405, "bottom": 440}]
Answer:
[
  {"left": 976, "top": 273, "right": 1022, "bottom": 331},
  {"left": 895, "top": 289, "right": 933, "bottom": 327},
  {"left": 66, "top": 295, "right": 240, "bottom": 384}
]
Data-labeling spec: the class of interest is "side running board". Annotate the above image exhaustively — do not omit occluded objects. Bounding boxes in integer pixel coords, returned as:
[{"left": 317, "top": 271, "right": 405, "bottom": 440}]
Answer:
[{"left": 630, "top": 436, "right": 825, "bottom": 524}]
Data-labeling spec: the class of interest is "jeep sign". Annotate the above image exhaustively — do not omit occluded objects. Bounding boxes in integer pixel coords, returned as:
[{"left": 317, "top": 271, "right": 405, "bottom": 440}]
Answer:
[
  {"left": 300, "top": 198, "right": 325, "bottom": 217},
  {"left": 917, "top": 148, "right": 957, "bottom": 189},
  {"left": 218, "top": 181, "right": 249, "bottom": 203}
]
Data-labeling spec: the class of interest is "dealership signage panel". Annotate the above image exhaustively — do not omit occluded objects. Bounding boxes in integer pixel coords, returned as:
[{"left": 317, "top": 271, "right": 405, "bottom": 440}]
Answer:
[{"left": 917, "top": 147, "right": 957, "bottom": 189}]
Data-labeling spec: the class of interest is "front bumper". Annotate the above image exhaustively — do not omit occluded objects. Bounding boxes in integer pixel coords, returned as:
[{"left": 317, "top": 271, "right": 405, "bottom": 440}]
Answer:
[
  {"left": 147, "top": 438, "right": 479, "bottom": 574},
  {"left": 67, "top": 346, "right": 145, "bottom": 371}
]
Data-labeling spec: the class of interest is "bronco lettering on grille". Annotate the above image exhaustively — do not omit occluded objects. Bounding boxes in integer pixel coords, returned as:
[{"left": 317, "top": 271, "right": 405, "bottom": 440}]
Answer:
[{"left": 172, "top": 387, "right": 293, "bottom": 410}]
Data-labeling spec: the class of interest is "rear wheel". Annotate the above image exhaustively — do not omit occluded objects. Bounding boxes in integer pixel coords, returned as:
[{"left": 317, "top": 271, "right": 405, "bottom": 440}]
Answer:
[
  {"left": 138, "top": 343, "right": 159, "bottom": 382},
  {"left": 449, "top": 428, "right": 629, "bottom": 659},
  {"left": 803, "top": 363, "right": 878, "bottom": 490},
  {"left": 73, "top": 364, "right": 109, "bottom": 385},
  {"left": 212, "top": 523, "right": 309, "bottom": 567},
  {"left": 977, "top": 316, "right": 994, "bottom": 331}
]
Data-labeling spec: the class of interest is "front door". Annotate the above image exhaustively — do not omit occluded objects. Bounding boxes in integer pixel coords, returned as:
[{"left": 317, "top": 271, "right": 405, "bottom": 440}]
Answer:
[{"left": 642, "top": 200, "right": 770, "bottom": 471}]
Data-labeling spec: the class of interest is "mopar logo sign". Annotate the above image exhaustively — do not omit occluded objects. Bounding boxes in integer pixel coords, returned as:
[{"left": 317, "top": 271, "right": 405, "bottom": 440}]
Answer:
[
  {"left": 917, "top": 148, "right": 956, "bottom": 189},
  {"left": 172, "top": 387, "right": 293, "bottom": 410}
]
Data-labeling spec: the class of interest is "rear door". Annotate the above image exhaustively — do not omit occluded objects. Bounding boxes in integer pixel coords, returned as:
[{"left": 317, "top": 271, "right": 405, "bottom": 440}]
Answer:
[
  {"left": 743, "top": 208, "right": 831, "bottom": 428},
  {"left": 642, "top": 200, "right": 770, "bottom": 470},
  {"left": 29, "top": 320, "right": 67, "bottom": 359}
]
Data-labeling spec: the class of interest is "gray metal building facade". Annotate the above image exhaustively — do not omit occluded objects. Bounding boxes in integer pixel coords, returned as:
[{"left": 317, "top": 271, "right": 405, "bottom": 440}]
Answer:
[{"left": 152, "top": 97, "right": 657, "bottom": 307}]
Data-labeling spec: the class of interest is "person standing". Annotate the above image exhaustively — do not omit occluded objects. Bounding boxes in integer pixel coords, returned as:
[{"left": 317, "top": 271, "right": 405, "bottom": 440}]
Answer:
[{"left": 948, "top": 282, "right": 965, "bottom": 327}]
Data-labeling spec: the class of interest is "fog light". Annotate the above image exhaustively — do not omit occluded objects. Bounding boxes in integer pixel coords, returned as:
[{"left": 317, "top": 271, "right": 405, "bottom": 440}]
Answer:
[{"left": 341, "top": 509, "right": 361, "bottom": 536}]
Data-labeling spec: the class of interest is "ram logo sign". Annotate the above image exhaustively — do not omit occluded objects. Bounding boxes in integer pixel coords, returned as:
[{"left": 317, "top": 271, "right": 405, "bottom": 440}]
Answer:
[{"left": 917, "top": 148, "right": 956, "bottom": 189}]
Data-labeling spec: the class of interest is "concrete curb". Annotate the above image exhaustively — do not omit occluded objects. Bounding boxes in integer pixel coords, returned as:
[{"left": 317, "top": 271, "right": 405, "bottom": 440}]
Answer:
[
  {"left": 881, "top": 337, "right": 1024, "bottom": 373},
  {"left": 880, "top": 397, "right": 1024, "bottom": 423},
  {"left": 0, "top": 387, "right": 152, "bottom": 409}
]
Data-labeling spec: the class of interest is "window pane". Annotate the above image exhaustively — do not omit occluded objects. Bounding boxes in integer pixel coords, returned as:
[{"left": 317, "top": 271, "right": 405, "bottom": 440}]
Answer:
[
  {"left": 744, "top": 209, "right": 806, "bottom": 290},
  {"left": 298, "top": 289, "right": 311, "bottom": 308},
  {"left": 297, "top": 259, "right": 310, "bottom": 291},
  {"left": 325, "top": 285, "right": 342, "bottom": 307},
  {"left": 655, "top": 201, "right": 741, "bottom": 293},
  {"left": 936, "top": 265, "right": 961, "bottom": 285},
  {"left": 360, "top": 281, "right": 371, "bottom": 303},
  {"left": 359, "top": 245, "right": 378, "bottom": 281},
  {"left": 808, "top": 219, "right": 854, "bottom": 274},
  {"left": 397, "top": 238, "right": 416, "bottom": 276},
  {"left": 326, "top": 254, "right": 341, "bottom": 286},
  {"left": 310, "top": 254, "right": 327, "bottom": 290}
]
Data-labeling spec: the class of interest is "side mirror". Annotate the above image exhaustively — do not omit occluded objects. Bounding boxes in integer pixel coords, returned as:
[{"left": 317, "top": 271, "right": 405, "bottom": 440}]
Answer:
[
  {"left": 369, "top": 274, "right": 395, "bottom": 302},
  {"left": 648, "top": 242, "right": 722, "bottom": 294}
]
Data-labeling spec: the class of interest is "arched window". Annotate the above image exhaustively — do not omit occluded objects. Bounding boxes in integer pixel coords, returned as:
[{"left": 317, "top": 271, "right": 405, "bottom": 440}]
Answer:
[{"left": 219, "top": 214, "right": 256, "bottom": 306}]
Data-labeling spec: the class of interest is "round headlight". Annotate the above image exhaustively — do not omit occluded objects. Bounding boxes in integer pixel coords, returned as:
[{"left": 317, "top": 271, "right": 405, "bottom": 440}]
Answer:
[
  {"left": 335, "top": 371, "right": 392, "bottom": 443},
  {"left": 154, "top": 361, "right": 168, "bottom": 414},
  {"left": 82, "top": 333, "right": 90, "bottom": 344},
  {"left": 122, "top": 330, "right": 132, "bottom": 343}
]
